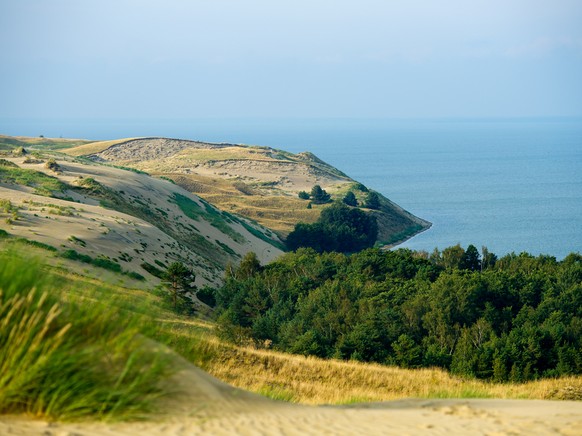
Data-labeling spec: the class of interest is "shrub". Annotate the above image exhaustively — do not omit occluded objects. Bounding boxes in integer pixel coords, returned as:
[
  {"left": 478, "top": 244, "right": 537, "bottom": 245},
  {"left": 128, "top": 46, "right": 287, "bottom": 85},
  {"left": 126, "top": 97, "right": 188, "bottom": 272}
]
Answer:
[
  {"left": 0, "top": 199, "right": 16, "bottom": 213},
  {"left": 45, "top": 158, "right": 62, "bottom": 173},
  {"left": 310, "top": 185, "right": 331, "bottom": 204},
  {"left": 23, "top": 156, "right": 44, "bottom": 164},
  {"left": 0, "top": 159, "right": 18, "bottom": 168},
  {"left": 92, "top": 256, "right": 122, "bottom": 273},
  {"left": 196, "top": 286, "right": 216, "bottom": 307},
  {"left": 68, "top": 235, "right": 86, "bottom": 247},
  {"left": 61, "top": 249, "right": 93, "bottom": 263},
  {"left": 154, "top": 259, "right": 167, "bottom": 268},
  {"left": 76, "top": 177, "right": 106, "bottom": 195},
  {"left": 159, "top": 176, "right": 176, "bottom": 185},
  {"left": 353, "top": 182, "right": 368, "bottom": 192},
  {"left": 343, "top": 191, "right": 358, "bottom": 207},
  {"left": 124, "top": 271, "right": 146, "bottom": 281},
  {"left": 16, "top": 238, "right": 58, "bottom": 252},
  {"left": 12, "top": 146, "right": 26, "bottom": 156}
]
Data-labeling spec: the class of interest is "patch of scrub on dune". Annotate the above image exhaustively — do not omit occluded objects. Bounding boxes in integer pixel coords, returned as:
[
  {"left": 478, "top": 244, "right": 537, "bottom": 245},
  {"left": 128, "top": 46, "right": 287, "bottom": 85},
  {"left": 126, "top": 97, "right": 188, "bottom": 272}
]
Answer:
[
  {"left": 172, "top": 193, "right": 246, "bottom": 244},
  {"left": 0, "top": 165, "right": 67, "bottom": 196}
]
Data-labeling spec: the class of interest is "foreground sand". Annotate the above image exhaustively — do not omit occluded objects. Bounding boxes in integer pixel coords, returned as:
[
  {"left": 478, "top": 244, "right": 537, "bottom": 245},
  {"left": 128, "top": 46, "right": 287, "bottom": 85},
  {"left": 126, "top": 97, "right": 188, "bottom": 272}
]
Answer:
[{"left": 1, "top": 359, "right": 581, "bottom": 436}]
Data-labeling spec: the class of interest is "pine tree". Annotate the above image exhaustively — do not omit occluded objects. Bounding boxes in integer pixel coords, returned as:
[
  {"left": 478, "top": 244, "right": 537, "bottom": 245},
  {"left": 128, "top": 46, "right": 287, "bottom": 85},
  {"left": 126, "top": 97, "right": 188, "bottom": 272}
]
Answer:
[{"left": 163, "top": 262, "right": 195, "bottom": 308}]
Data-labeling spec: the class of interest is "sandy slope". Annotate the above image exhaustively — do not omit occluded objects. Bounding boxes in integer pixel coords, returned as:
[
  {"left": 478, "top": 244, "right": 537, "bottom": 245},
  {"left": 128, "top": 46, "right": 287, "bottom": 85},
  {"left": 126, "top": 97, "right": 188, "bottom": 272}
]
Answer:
[
  {"left": 0, "top": 155, "right": 283, "bottom": 286},
  {"left": 2, "top": 357, "right": 581, "bottom": 436}
]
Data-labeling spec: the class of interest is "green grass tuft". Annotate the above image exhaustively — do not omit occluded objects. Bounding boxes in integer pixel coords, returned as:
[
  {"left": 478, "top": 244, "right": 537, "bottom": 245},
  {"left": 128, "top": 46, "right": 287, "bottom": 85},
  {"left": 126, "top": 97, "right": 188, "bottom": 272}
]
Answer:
[
  {"left": 257, "top": 384, "right": 295, "bottom": 402},
  {"left": 0, "top": 251, "right": 175, "bottom": 421}
]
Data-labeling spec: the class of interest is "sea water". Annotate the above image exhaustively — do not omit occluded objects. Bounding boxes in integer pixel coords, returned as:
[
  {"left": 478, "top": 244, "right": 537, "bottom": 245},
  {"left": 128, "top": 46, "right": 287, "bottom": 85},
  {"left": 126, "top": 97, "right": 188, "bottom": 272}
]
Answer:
[{"left": 2, "top": 117, "right": 581, "bottom": 259}]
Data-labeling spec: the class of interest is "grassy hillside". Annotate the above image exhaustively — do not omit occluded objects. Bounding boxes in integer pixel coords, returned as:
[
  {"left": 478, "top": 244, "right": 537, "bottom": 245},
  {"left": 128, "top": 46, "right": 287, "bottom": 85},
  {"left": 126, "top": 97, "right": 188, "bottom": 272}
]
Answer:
[
  {"left": 1, "top": 246, "right": 579, "bottom": 424},
  {"left": 58, "top": 136, "right": 431, "bottom": 243},
  {"left": 0, "top": 147, "right": 283, "bottom": 287}
]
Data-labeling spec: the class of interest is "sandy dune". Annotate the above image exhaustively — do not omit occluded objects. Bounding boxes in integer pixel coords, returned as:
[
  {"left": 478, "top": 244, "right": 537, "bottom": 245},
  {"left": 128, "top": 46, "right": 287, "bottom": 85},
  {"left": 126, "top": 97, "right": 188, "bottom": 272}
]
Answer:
[
  {"left": 2, "top": 357, "right": 581, "bottom": 436},
  {"left": 0, "top": 155, "right": 283, "bottom": 286}
]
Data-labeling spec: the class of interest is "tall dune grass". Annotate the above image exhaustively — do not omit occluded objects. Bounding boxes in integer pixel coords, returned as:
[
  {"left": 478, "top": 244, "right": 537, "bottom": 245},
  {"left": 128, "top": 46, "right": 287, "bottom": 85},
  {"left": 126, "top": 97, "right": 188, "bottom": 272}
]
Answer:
[
  {"left": 0, "top": 251, "right": 173, "bottom": 421},
  {"left": 156, "top": 319, "right": 582, "bottom": 405}
]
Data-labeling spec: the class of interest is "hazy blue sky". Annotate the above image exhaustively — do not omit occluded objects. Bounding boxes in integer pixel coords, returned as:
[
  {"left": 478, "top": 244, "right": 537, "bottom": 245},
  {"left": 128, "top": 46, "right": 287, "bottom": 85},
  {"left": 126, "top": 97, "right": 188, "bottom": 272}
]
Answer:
[{"left": 1, "top": 0, "right": 581, "bottom": 119}]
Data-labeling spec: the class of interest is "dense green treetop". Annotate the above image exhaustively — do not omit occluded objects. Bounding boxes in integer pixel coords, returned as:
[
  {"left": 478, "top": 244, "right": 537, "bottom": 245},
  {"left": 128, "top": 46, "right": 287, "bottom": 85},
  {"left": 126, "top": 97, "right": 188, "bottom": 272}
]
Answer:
[
  {"left": 286, "top": 202, "right": 378, "bottom": 253},
  {"left": 215, "top": 246, "right": 582, "bottom": 382},
  {"left": 298, "top": 190, "right": 310, "bottom": 200}
]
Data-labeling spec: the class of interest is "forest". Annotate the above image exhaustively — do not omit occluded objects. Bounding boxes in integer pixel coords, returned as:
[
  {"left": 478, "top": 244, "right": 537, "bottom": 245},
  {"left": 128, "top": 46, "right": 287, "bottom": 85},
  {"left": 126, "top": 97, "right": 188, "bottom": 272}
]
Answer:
[{"left": 214, "top": 245, "right": 582, "bottom": 382}]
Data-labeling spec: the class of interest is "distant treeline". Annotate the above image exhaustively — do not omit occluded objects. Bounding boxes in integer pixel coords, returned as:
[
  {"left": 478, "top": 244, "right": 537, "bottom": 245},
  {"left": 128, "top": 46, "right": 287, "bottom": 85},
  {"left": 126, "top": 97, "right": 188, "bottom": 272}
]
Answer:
[{"left": 215, "top": 246, "right": 582, "bottom": 382}]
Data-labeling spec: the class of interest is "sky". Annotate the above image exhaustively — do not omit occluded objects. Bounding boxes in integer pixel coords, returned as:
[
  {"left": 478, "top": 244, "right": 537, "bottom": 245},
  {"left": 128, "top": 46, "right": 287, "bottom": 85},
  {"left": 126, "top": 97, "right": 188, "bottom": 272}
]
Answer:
[{"left": 1, "top": 0, "right": 582, "bottom": 120}]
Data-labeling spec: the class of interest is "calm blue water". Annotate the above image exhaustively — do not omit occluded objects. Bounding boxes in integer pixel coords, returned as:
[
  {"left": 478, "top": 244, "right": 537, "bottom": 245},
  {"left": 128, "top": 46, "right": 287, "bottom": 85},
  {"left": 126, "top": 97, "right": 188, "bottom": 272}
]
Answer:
[{"left": 2, "top": 117, "right": 581, "bottom": 259}]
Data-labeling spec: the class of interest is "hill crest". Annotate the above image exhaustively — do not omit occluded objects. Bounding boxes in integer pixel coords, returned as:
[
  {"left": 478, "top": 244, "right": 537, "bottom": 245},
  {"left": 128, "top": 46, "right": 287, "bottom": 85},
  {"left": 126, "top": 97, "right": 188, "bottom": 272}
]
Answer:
[{"left": 63, "top": 136, "right": 430, "bottom": 243}]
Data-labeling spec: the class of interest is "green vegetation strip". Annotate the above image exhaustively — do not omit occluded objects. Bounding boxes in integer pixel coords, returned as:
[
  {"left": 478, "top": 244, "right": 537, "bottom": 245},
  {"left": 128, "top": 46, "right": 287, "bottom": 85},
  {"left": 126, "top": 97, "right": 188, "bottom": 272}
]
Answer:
[
  {"left": 172, "top": 193, "right": 246, "bottom": 244},
  {"left": 61, "top": 248, "right": 144, "bottom": 280},
  {"left": 238, "top": 219, "right": 286, "bottom": 251},
  {"left": 0, "top": 165, "right": 66, "bottom": 196}
]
